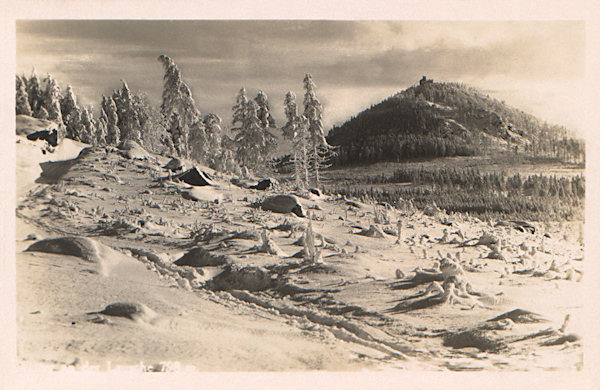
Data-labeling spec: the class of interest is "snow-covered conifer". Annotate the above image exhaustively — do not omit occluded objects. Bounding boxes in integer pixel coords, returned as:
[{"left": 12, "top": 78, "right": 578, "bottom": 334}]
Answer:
[
  {"left": 27, "top": 73, "right": 43, "bottom": 115},
  {"left": 96, "top": 113, "right": 108, "bottom": 146},
  {"left": 233, "top": 99, "right": 276, "bottom": 168},
  {"left": 16, "top": 76, "right": 33, "bottom": 116},
  {"left": 231, "top": 87, "right": 249, "bottom": 131},
  {"left": 60, "top": 85, "right": 83, "bottom": 140},
  {"left": 60, "top": 85, "right": 78, "bottom": 125},
  {"left": 282, "top": 91, "right": 309, "bottom": 188},
  {"left": 254, "top": 90, "right": 275, "bottom": 129},
  {"left": 102, "top": 95, "right": 120, "bottom": 145},
  {"left": 66, "top": 106, "right": 83, "bottom": 141},
  {"left": 191, "top": 113, "right": 222, "bottom": 164},
  {"left": 42, "top": 74, "right": 63, "bottom": 123},
  {"left": 303, "top": 74, "right": 333, "bottom": 187},
  {"left": 158, "top": 55, "right": 201, "bottom": 158},
  {"left": 112, "top": 81, "right": 141, "bottom": 142},
  {"left": 80, "top": 106, "right": 96, "bottom": 144}
]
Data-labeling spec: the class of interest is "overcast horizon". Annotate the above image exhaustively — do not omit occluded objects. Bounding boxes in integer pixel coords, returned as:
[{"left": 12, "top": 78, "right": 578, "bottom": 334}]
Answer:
[{"left": 16, "top": 20, "right": 585, "bottom": 134}]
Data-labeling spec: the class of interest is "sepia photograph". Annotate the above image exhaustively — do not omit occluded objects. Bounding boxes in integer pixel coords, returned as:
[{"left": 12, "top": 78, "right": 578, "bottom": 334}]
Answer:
[{"left": 4, "top": 1, "right": 600, "bottom": 387}]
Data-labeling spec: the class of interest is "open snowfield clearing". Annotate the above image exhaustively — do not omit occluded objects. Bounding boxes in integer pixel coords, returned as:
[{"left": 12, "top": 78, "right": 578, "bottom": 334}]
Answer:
[{"left": 15, "top": 138, "right": 584, "bottom": 373}]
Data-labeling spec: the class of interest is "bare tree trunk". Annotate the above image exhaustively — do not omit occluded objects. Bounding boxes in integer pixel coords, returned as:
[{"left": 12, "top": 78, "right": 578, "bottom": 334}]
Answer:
[
  {"left": 293, "top": 148, "right": 301, "bottom": 189},
  {"left": 302, "top": 142, "right": 309, "bottom": 189},
  {"left": 313, "top": 142, "right": 320, "bottom": 188}
]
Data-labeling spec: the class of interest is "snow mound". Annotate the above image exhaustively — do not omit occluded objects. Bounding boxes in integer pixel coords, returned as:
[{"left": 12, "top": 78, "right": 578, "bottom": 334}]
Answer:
[
  {"left": 25, "top": 236, "right": 102, "bottom": 263},
  {"left": 93, "top": 302, "right": 158, "bottom": 324},
  {"left": 24, "top": 236, "right": 136, "bottom": 276},
  {"left": 181, "top": 186, "right": 223, "bottom": 202},
  {"left": 443, "top": 329, "right": 506, "bottom": 352},
  {"left": 357, "top": 224, "right": 386, "bottom": 238},
  {"left": 207, "top": 265, "right": 279, "bottom": 292},
  {"left": 255, "top": 195, "right": 305, "bottom": 217},
  {"left": 174, "top": 247, "right": 231, "bottom": 267},
  {"left": 118, "top": 140, "right": 149, "bottom": 160}
]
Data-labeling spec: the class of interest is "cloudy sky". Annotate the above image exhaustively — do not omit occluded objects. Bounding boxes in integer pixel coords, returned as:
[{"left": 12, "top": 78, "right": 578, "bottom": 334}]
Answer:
[{"left": 16, "top": 20, "right": 585, "bottom": 133}]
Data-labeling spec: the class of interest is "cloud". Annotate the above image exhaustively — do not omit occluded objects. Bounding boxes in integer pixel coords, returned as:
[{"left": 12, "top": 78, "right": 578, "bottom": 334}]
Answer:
[{"left": 16, "top": 20, "right": 584, "bottom": 131}]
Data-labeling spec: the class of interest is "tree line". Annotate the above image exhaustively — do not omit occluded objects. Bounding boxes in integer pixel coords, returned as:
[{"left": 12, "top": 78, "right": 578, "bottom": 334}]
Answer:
[
  {"left": 367, "top": 166, "right": 585, "bottom": 200},
  {"left": 16, "top": 57, "right": 332, "bottom": 187},
  {"left": 326, "top": 167, "right": 585, "bottom": 221}
]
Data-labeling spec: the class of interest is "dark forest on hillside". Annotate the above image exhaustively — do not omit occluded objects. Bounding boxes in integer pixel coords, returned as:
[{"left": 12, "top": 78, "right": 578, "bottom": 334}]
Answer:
[{"left": 327, "top": 80, "right": 584, "bottom": 166}]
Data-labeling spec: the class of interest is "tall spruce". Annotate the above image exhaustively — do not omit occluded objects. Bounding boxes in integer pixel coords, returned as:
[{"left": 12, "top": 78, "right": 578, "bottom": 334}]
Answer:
[
  {"left": 79, "top": 106, "right": 97, "bottom": 144},
  {"left": 191, "top": 113, "right": 222, "bottom": 164},
  {"left": 231, "top": 87, "right": 249, "bottom": 131},
  {"left": 96, "top": 110, "right": 108, "bottom": 145},
  {"left": 232, "top": 97, "right": 276, "bottom": 168},
  {"left": 26, "top": 73, "right": 43, "bottom": 116},
  {"left": 254, "top": 90, "right": 275, "bottom": 129},
  {"left": 282, "top": 91, "right": 309, "bottom": 188},
  {"left": 303, "top": 74, "right": 331, "bottom": 187},
  {"left": 41, "top": 74, "right": 63, "bottom": 123},
  {"left": 16, "top": 75, "right": 33, "bottom": 116},
  {"left": 204, "top": 113, "right": 222, "bottom": 150},
  {"left": 158, "top": 55, "right": 201, "bottom": 158},
  {"left": 167, "top": 111, "right": 187, "bottom": 157},
  {"left": 60, "top": 85, "right": 82, "bottom": 140},
  {"left": 101, "top": 95, "right": 120, "bottom": 145},
  {"left": 66, "top": 106, "right": 83, "bottom": 141},
  {"left": 132, "top": 93, "right": 151, "bottom": 136},
  {"left": 188, "top": 120, "right": 207, "bottom": 161},
  {"left": 112, "top": 81, "right": 141, "bottom": 142},
  {"left": 60, "top": 85, "right": 77, "bottom": 124}
]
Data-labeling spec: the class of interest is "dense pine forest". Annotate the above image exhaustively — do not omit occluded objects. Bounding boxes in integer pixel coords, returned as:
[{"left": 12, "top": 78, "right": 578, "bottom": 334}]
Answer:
[{"left": 325, "top": 166, "right": 585, "bottom": 221}]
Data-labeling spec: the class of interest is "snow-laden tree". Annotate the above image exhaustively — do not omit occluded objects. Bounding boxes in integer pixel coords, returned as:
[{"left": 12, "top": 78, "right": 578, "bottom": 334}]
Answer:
[
  {"left": 96, "top": 110, "right": 108, "bottom": 146},
  {"left": 282, "top": 91, "right": 298, "bottom": 140},
  {"left": 231, "top": 87, "right": 249, "bottom": 131},
  {"left": 303, "top": 74, "right": 333, "bottom": 187},
  {"left": 233, "top": 98, "right": 276, "bottom": 168},
  {"left": 15, "top": 75, "right": 24, "bottom": 90},
  {"left": 132, "top": 93, "right": 150, "bottom": 130},
  {"left": 60, "top": 85, "right": 83, "bottom": 140},
  {"left": 191, "top": 113, "right": 222, "bottom": 165},
  {"left": 204, "top": 113, "right": 222, "bottom": 149},
  {"left": 26, "top": 73, "right": 43, "bottom": 116},
  {"left": 188, "top": 119, "right": 207, "bottom": 161},
  {"left": 16, "top": 75, "right": 33, "bottom": 116},
  {"left": 167, "top": 111, "right": 187, "bottom": 157},
  {"left": 60, "top": 85, "right": 78, "bottom": 125},
  {"left": 131, "top": 96, "right": 170, "bottom": 155},
  {"left": 296, "top": 115, "right": 311, "bottom": 187},
  {"left": 282, "top": 91, "right": 309, "bottom": 188},
  {"left": 101, "top": 95, "right": 120, "bottom": 145},
  {"left": 254, "top": 90, "right": 276, "bottom": 129},
  {"left": 112, "top": 81, "right": 141, "bottom": 142},
  {"left": 158, "top": 55, "right": 201, "bottom": 158},
  {"left": 41, "top": 73, "right": 63, "bottom": 123},
  {"left": 65, "top": 106, "right": 83, "bottom": 141},
  {"left": 79, "top": 106, "right": 97, "bottom": 145}
]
